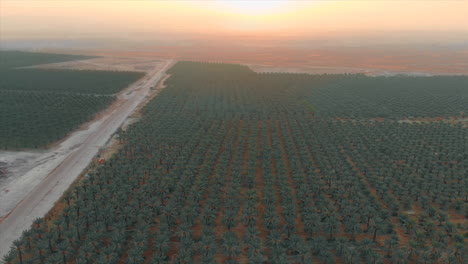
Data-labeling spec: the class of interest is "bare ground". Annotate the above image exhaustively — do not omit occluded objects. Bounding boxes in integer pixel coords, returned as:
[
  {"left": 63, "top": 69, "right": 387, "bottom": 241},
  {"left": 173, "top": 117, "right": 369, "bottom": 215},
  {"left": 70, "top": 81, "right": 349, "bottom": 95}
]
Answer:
[
  {"left": 18, "top": 57, "right": 165, "bottom": 72},
  {"left": 248, "top": 64, "right": 466, "bottom": 76},
  {"left": 0, "top": 151, "right": 43, "bottom": 190},
  {"left": 248, "top": 64, "right": 375, "bottom": 75}
]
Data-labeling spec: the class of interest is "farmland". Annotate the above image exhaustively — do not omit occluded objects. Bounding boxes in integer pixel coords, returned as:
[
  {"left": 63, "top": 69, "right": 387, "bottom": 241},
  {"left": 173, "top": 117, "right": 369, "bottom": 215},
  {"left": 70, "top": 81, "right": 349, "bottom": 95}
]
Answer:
[
  {"left": 0, "top": 51, "right": 144, "bottom": 149},
  {"left": 3, "top": 62, "right": 467, "bottom": 264}
]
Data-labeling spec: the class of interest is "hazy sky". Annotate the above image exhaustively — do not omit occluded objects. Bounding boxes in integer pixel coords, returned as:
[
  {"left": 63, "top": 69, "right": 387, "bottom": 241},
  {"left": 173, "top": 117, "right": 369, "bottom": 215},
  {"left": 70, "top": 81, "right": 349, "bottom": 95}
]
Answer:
[{"left": 1, "top": 0, "right": 467, "bottom": 41}]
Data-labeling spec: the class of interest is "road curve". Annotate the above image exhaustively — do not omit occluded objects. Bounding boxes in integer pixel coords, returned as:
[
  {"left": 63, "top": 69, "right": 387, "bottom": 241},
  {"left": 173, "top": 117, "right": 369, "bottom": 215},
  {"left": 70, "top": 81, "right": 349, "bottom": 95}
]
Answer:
[{"left": 0, "top": 59, "right": 174, "bottom": 257}]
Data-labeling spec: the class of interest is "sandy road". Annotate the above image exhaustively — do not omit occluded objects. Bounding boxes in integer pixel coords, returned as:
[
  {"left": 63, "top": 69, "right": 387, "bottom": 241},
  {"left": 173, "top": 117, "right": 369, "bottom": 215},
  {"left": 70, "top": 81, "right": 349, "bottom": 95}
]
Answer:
[{"left": 0, "top": 59, "right": 174, "bottom": 257}]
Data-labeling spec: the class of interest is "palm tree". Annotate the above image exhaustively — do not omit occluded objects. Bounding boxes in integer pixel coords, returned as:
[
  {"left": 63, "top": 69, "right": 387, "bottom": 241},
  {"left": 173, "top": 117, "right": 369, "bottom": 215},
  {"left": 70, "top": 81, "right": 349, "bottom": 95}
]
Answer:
[
  {"left": 47, "top": 252, "right": 64, "bottom": 264},
  {"left": 150, "top": 253, "right": 169, "bottom": 264},
  {"left": 88, "top": 229, "right": 104, "bottom": 251},
  {"left": 436, "top": 212, "right": 447, "bottom": 226},
  {"left": 1, "top": 249, "right": 17, "bottom": 264},
  {"left": 56, "top": 240, "right": 71, "bottom": 264},
  {"left": 174, "top": 246, "right": 193, "bottom": 264},
  {"left": 303, "top": 211, "right": 321, "bottom": 235},
  {"left": 154, "top": 230, "right": 170, "bottom": 249},
  {"left": 453, "top": 242, "right": 466, "bottom": 263},
  {"left": 248, "top": 252, "right": 264, "bottom": 264},
  {"left": 343, "top": 246, "right": 359, "bottom": 264},
  {"left": 324, "top": 214, "right": 339, "bottom": 241},
  {"left": 33, "top": 217, "right": 44, "bottom": 229},
  {"left": 75, "top": 255, "right": 89, "bottom": 264},
  {"left": 366, "top": 251, "right": 384, "bottom": 264},
  {"left": 391, "top": 249, "right": 407, "bottom": 264},
  {"left": 335, "top": 237, "right": 347, "bottom": 256},
  {"left": 62, "top": 207, "right": 72, "bottom": 229},
  {"left": 404, "top": 218, "right": 417, "bottom": 235},
  {"left": 198, "top": 238, "right": 216, "bottom": 259},
  {"left": 294, "top": 242, "right": 313, "bottom": 264},
  {"left": 53, "top": 218, "right": 65, "bottom": 240},
  {"left": 429, "top": 244, "right": 442, "bottom": 263},
  {"left": 202, "top": 208, "right": 216, "bottom": 226},
  {"left": 359, "top": 239, "right": 374, "bottom": 260},
  {"left": 21, "top": 229, "right": 33, "bottom": 252},
  {"left": 127, "top": 247, "right": 145, "bottom": 264},
  {"left": 73, "top": 217, "right": 86, "bottom": 241},
  {"left": 223, "top": 215, "right": 236, "bottom": 230},
  {"left": 222, "top": 232, "right": 241, "bottom": 260},
  {"left": 345, "top": 218, "right": 362, "bottom": 241},
  {"left": 269, "top": 248, "right": 288, "bottom": 264},
  {"left": 101, "top": 245, "right": 117, "bottom": 263},
  {"left": 12, "top": 239, "right": 24, "bottom": 264},
  {"left": 309, "top": 236, "right": 326, "bottom": 256},
  {"left": 368, "top": 218, "right": 383, "bottom": 242},
  {"left": 384, "top": 235, "right": 399, "bottom": 258},
  {"left": 266, "top": 231, "right": 284, "bottom": 251},
  {"left": 285, "top": 234, "right": 302, "bottom": 254},
  {"left": 35, "top": 242, "right": 49, "bottom": 264},
  {"left": 317, "top": 250, "right": 335, "bottom": 264}
]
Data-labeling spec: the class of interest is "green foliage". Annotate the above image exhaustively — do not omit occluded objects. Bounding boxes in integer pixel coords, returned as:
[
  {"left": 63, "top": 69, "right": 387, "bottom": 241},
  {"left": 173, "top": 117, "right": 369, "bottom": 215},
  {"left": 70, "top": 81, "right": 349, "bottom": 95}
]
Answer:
[
  {"left": 0, "top": 51, "right": 93, "bottom": 69},
  {"left": 289, "top": 73, "right": 468, "bottom": 118},
  {"left": 0, "top": 69, "right": 143, "bottom": 95},
  {"left": 4, "top": 61, "right": 466, "bottom": 263},
  {"left": 0, "top": 51, "right": 144, "bottom": 149}
]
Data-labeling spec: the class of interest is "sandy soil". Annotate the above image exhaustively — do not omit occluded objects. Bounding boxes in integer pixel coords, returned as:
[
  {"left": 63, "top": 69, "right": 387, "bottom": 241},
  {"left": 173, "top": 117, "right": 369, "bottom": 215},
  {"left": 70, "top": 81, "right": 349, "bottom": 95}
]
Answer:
[
  {"left": 398, "top": 117, "right": 468, "bottom": 127},
  {"left": 18, "top": 57, "right": 164, "bottom": 72},
  {"left": 69, "top": 44, "right": 468, "bottom": 75},
  {"left": 247, "top": 64, "right": 463, "bottom": 76},
  {"left": 45, "top": 45, "right": 468, "bottom": 75},
  {"left": 248, "top": 64, "right": 375, "bottom": 75},
  {"left": 0, "top": 57, "right": 175, "bottom": 257},
  {"left": 0, "top": 151, "right": 43, "bottom": 188}
]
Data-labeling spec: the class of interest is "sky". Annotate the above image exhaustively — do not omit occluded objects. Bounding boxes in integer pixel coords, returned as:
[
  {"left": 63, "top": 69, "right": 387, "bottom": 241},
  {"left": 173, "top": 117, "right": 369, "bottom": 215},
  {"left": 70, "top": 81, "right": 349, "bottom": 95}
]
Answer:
[{"left": 1, "top": 0, "right": 467, "bottom": 42}]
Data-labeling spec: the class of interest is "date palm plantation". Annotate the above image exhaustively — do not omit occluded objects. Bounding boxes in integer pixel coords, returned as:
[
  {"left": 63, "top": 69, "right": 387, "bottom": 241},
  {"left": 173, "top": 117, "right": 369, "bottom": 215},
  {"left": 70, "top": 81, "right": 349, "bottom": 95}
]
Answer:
[
  {"left": 3, "top": 62, "right": 466, "bottom": 263},
  {"left": 1, "top": 0, "right": 467, "bottom": 263}
]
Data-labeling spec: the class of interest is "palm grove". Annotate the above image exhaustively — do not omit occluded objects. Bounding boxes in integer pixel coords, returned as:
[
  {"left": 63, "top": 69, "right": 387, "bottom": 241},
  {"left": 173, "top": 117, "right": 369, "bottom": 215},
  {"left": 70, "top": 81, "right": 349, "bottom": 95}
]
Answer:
[
  {"left": 3, "top": 62, "right": 467, "bottom": 264},
  {"left": 0, "top": 51, "right": 143, "bottom": 149}
]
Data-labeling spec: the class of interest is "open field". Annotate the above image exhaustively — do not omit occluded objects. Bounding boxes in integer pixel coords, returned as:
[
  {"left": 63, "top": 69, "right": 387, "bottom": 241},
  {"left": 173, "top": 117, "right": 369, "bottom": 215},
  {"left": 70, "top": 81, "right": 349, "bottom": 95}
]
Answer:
[
  {"left": 3, "top": 62, "right": 465, "bottom": 264},
  {"left": 0, "top": 51, "right": 93, "bottom": 69},
  {"left": 65, "top": 42, "right": 468, "bottom": 76},
  {"left": 248, "top": 64, "right": 461, "bottom": 77},
  {"left": 248, "top": 64, "right": 378, "bottom": 75},
  {"left": 20, "top": 57, "right": 165, "bottom": 72},
  {"left": 0, "top": 58, "right": 174, "bottom": 258},
  {"left": 0, "top": 151, "right": 43, "bottom": 188}
]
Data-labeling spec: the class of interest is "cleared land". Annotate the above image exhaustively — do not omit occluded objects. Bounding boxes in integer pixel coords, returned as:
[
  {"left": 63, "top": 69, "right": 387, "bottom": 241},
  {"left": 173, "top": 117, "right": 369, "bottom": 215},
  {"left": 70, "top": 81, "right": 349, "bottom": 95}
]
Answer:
[
  {"left": 248, "top": 64, "right": 458, "bottom": 76},
  {"left": 80, "top": 42, "right": 468, "bottom": 75},
  {"left": 0, "top": 58, "right": 174, "bottom": 258},
  {"left": 3, "top": 62, "right": 465, "bottom": 264},
  {"left": 20, "top": 56, "right": 164, "bottom": 72}
]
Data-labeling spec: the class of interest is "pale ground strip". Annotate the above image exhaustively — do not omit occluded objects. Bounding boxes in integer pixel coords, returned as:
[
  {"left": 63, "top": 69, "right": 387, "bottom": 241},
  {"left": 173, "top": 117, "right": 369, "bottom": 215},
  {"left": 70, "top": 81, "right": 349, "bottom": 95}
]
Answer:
[
  {"left": 247, "top": 64, "right": 466, "bottom": 76},
  {"left": 18, "top": 57, "right": 163, "bottom": 72}
]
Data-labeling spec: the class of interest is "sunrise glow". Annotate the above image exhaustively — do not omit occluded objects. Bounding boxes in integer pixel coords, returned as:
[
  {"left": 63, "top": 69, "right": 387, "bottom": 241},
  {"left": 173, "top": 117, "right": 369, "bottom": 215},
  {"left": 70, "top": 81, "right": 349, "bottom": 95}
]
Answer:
[
  {"left": 219, "top": 0, "right": 289, "bottom": 15},
  {"left": 1, "top": 1, "right": 467, "bottom": 39},
  {"left": 0, "top": 0, "right": 468, "bottom": 262}
]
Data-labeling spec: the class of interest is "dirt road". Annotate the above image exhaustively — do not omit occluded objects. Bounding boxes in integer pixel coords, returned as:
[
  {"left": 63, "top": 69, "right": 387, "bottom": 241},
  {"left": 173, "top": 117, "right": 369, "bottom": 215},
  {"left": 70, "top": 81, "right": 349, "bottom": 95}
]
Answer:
[{"left": 0, "top": 59, "right": 174, "bottom": 257}]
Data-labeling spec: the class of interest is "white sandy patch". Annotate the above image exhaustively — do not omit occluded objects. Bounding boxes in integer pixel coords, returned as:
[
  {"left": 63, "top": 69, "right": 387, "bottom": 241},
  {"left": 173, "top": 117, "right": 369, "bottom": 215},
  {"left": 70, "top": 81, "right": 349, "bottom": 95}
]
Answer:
[
  {"left": 247, "top": 64, "right": 465, "bottom": 76},
  {"left": 18, "top": 57, "right": 166, "bottom": 72},
  {"left": 247, "top": 64, "right": 373, "bottom": 75}
]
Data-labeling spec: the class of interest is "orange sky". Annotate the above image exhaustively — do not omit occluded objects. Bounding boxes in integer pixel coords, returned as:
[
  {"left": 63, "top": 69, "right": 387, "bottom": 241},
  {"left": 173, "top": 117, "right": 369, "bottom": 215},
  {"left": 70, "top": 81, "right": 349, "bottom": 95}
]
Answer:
[{"left": 1, "top": 0, "right": 467, "bottom": 40}]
